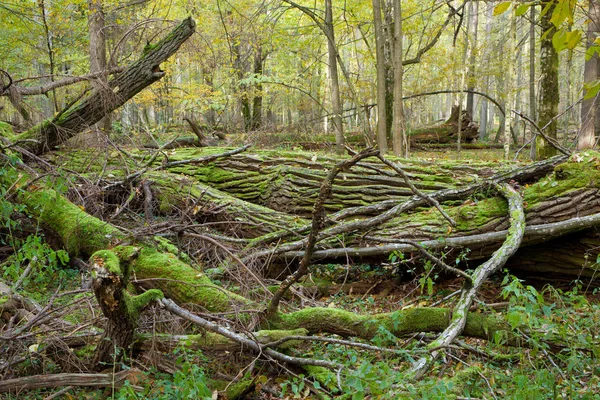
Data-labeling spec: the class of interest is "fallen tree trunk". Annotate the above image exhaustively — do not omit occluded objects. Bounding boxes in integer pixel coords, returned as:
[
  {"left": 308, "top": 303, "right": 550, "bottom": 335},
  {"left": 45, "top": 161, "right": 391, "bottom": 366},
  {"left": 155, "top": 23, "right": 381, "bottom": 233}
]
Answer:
[
  {"left": 45, "top": 147, "right": 600, "bottom": 277},
  {"left": 410, "top": 105, "right": 479, "bottom": 144},
  {"left": 9, "top": 18, "right": 195, "bottom": 155}
]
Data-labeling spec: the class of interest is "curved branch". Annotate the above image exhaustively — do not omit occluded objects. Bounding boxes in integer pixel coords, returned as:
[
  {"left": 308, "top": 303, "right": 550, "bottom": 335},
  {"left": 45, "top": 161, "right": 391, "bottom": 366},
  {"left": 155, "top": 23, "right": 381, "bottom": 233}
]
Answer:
[
  {"left": 403, "top": 89, "right": 505, "bottom": 116},
  {"left": 412, "top": 183, "right": 525, "bottom": 379}
]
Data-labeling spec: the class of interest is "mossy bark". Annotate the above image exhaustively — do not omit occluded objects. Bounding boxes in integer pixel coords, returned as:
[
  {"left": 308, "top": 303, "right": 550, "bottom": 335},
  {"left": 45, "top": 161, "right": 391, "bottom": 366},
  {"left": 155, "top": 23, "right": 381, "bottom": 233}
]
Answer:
[
  {"left": 47, "top": 148, "right": 600, "bottom": 276},
  {"left": 89, "top": 247, "right": 163, "bottom": 366}
]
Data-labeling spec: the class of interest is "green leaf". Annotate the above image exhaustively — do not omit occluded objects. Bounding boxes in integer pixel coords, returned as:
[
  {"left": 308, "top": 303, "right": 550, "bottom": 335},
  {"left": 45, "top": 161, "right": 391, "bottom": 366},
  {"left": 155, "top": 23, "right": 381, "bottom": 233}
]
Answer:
[
  {"left": 565, "top": 29, "right": 582, "bottom": 50},
  {"left": 584, "top": 80, "right": 600, "bottom": 99},
  {"left": 515, "top": 3, "right": 532, "bottom": 17},
  {"left": 493, "top": 2, "right": 512, "bottom": 16},
  {"left": 552, "top": 28, "right": 568, "bottom": 52}
]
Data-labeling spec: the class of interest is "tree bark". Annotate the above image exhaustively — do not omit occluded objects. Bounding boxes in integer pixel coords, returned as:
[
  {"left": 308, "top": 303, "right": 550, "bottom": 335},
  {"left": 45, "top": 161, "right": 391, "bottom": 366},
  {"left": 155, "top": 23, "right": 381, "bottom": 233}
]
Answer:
[
  {"left": 536, "top": 1, "right": 560, "bottom": 159},
  {"left": 391, "top": 0, "right": 408, "bottom": 157},
  {"left": 88, "top": 0, "right": 111, "bottom": 135},
  {"left": 579, "top": 0, "right": 600, "bottom": 150},
  {"left": 373, "top": 0, "right": 388, "bottom": 154},
  {"left": 325, "top": 0, "right": 344, "bottom": 153}
]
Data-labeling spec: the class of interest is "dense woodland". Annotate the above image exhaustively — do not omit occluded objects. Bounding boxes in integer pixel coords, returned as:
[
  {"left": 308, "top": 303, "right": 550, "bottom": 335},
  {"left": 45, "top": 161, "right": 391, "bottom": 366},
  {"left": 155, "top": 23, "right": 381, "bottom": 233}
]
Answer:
[{"left": 2, "top": 0, "right": 600, "bottom": 399}]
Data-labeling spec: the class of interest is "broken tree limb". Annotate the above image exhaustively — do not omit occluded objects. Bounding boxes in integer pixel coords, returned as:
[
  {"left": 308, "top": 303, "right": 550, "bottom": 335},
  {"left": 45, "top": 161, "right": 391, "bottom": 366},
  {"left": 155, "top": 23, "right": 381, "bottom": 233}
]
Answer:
[
  {"left": 160, "top": 298, "right": 341, "bottom": 369},
  {"left": 13, "top": 18, "right": 195, "bottom": 155},
  {"left": 411, "top": 183, "right": 525, "bottom": 378}
]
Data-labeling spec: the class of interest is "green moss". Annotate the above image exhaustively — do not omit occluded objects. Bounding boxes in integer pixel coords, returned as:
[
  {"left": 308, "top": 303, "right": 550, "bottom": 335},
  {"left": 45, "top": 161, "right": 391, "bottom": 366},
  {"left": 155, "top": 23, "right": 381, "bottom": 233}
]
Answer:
[
  {"left": 455, "top": 197, "right": 507, "bottom": 231},
  {"left": 130, "top": 246, "right": 251, "bottom": 312},
  {"left": 19, "top": 187, "right": 120, "bottom": 256},
  {"left": 524, "top": 154, "right": 600, "bottom": 203},
  {"left": 0, "top": 121, "right": 14, "bottom": 140},
  {"left": 90, "top": 250, "right": 121, "bottom": 275},
  {"left": 273, "top": 307, "right": 508, "bottom": 342},
  {"left": 124, "top": 289, "right": 163, "bottom": 320},
  {"left": 152, "top": 236, "right": 191, "bottom": 263},
  {"left": 225, "top": 375, "right": 255, "bottom": 399},
  {"left": 73, "top": 344, "right": 96, "bottom": 359}
]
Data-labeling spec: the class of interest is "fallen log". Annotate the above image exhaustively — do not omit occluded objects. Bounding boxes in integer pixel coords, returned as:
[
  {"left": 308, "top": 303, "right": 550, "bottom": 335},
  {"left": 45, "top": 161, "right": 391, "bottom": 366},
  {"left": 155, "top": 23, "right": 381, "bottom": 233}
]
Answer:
[
  {"left": 0, "top": 369, "right": 142, "bottom": 394},
  {"left": 411, "top": 105, "right": 479, "bottom": 144}
]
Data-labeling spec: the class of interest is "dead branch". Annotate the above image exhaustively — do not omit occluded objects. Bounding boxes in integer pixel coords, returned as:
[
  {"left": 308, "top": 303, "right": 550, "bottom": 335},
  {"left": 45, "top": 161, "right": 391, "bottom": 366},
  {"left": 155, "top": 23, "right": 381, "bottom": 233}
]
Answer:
[
  {"left": 0, "top": 369, "right": 141, "bottom": 393},
  {"left": 511, "top": 110, "right": 571, "bottom": 156},
  {"left": 159, "top": 298, "right": 341, "bottom": 369},
  {"left": 266, "top": 148, "right": 379, "bottom": 315},
  {"left": 412, "top": 183, "right": 525, "bottom": 379}
]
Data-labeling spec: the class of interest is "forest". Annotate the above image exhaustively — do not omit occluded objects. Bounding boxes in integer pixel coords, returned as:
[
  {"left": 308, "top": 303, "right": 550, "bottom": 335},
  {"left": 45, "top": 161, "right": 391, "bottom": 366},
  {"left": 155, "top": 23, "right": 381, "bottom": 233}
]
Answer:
[{"left": 1, "top": 0, "right": 600, "bottom": 398}]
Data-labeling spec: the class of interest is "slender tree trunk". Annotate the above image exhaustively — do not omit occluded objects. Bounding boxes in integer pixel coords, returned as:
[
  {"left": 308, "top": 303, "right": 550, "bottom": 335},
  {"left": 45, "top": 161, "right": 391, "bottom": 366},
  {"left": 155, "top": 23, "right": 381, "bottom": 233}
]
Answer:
[
  {"left": 479, "top": 4, "right": 493, "bottom": 141},
  {"left": 579, "top": 0, "right": 600, "bottom": 149},
  {"left": 391, "top": 0, "right": 407, "bottom": 157},
  {"left": 536, "top": 1, "right": 560, "bottom": 159},
  {"left": 251, "top": 45, "right": 264, "bottom": 131},
  {"left": 373, "top": 0, "right": 388, "bottom": 154},
  {"left": 37, "top": 0, "right": 59, "bottom": 114},
  {"left": 325, "top": 0, "right": 344, "bottom": 153},
  {"left": 466, "top": 1, "right": 478, "bottom": 116},
  {"left": 529, "top": 6, "right": 537, "bottom": 159},
  {"left": 504, "top": 10, "right": 516, "bottom": 159},
  {"left": 233, "top": 42, "right": 252, "bottom": 132},
  {"left": 88, "top": 0, "right": 111, "bottom": 135}
]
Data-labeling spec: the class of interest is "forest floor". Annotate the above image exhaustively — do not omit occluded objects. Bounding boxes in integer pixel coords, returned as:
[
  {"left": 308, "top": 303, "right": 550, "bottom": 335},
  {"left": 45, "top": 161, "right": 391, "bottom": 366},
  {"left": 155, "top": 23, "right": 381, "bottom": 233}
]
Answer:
[{"left": 2, "top": 131, "right": 600, "bottom": 399}]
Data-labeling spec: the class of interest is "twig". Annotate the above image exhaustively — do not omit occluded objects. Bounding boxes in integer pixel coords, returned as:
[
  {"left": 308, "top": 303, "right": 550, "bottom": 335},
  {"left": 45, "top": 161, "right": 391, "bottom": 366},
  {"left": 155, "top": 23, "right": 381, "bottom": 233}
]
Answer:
[
  {"left": 391, "top": 239, "right": 471, "bottom": 282},
  {"left": 12, "top": 261, "right": 34, "bottom": 291}
]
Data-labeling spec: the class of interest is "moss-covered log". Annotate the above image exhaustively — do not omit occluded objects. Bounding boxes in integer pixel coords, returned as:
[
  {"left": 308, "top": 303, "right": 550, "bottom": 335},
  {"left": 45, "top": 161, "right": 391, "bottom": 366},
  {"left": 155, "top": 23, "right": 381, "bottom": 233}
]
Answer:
[
  {"left": 1, "top": 160, "right": 521, "bottom": 347},
  {"left": 45, "top": 147, "right": 600, "bottom": 276},
  {"left": 51, "top": 146, "right": 513, "bottom": 217}
]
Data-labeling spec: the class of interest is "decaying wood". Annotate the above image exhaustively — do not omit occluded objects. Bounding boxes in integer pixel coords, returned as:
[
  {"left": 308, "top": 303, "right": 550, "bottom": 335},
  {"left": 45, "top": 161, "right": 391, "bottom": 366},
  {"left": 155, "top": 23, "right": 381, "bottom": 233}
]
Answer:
[
  {"left": 411, "top": 105, "right": 479, "bottom": 144},
  {"left": 0, "top": 369, "right": 141, "bottom": 393},
  {"left": 412, "top": 183, "right": 526, "bottom": 378}
]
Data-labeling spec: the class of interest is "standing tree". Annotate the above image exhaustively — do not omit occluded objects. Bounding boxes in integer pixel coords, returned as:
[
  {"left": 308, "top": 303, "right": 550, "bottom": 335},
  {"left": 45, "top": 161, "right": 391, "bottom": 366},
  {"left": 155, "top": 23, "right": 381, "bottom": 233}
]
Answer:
[
  {"left": 579, "top": 0, "right": 600, "bottom": 149},
  {"left": 391, "top": 0, "right": 408, "bottom": 157},
  {"left": 88, "top": 0, "right": 111, "bottom": 135},
  {"left": 536, "top": 0, "right": 560, "bottom": 159}
]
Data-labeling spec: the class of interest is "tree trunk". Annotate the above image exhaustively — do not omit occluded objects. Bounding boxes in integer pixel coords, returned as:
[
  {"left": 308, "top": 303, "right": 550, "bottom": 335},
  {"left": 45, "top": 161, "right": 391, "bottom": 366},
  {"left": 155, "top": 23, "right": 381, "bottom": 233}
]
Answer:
[
  {"left": 466, "top": 1, "right": 478, "bottom": 116},
  {"left": 373, "top": 0, "right": 388, "bottom": 154},
  {"left": 529, "top": 5, "right": 537, "bottom": 159},
  {"left": 579, "top": 0, "right": 600, "bottom": 150},
  {"left": 325, "top": 0, "right": 344, "bottom": 153},
  {"left": 88, "top": 0, "right": 111, "bottom": 135},
  {"left": 536, "top": 1, "right": 560, "bottom": 159},
  {"left": 391, "top": 0, "right": 408, "bottom": 157},
  {"left": 251, "top": 45, "right": 264, "bottom": 131},
  {"left": 13, "top": 18, "right": 195, "bottom": 155}
]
